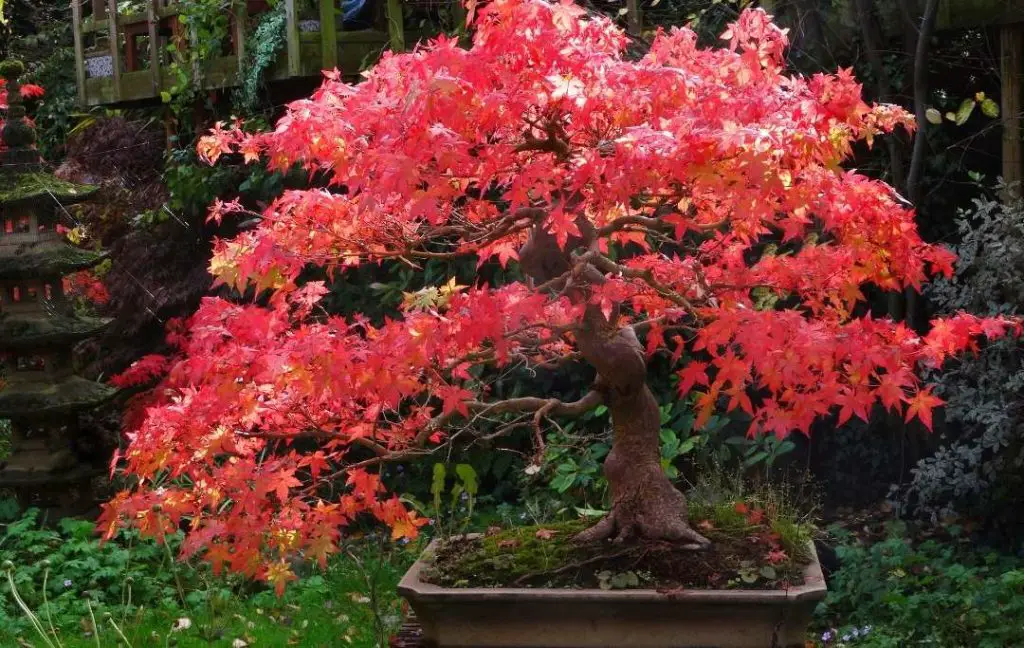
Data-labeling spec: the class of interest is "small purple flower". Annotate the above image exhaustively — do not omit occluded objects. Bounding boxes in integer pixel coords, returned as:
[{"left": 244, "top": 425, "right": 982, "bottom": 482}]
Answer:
[
  {"left": 396, "top": 465, "right": 405, "bottom": 473},
  {"left": 821, "top": 630, "right": 833, "bottom": 642},
  {"left": 861, "top": 626, "right": 872, "bottom": 635},
  {"left": 63, "top": 579, "right": 72, "bottom": 588},
  {"left": 841, "top": 634, "right": 851, "bottom": 642}
]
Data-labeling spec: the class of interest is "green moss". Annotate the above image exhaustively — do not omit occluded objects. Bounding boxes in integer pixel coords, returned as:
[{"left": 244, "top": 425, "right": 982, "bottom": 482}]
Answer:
[
  {"left": 0, "top": 376, "right": 116, "bottom": 418},
  {"left": 0, "top": 172, "right": 96, "bottom": 206},
  {"left": 0, "top": 243, "right": 106, "bottom": 279},
  {"left": 0, "top": 60, "right": 25, "bottom": 80},
  {"left": 0, "top": 313, "right": 111, "bottom": 347},
  {"left": 425, "top": 503, "right": 813, "bottom": 591}
]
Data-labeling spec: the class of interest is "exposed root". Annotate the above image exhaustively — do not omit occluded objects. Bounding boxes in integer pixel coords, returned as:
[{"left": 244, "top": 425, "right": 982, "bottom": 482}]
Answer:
[{"left": 574, "top": 504, "right": 711, "bottom": 550}]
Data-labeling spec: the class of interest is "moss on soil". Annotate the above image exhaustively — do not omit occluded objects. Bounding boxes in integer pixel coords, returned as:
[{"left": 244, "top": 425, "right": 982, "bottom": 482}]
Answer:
[{"left": 424, "top": 504, "right": 813, "bottom": 591}]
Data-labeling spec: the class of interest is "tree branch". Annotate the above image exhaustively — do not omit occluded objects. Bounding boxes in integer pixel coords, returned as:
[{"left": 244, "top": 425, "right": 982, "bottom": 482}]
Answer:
[{"left": 906, "top": 0, "right": 939, "bottom": 205}]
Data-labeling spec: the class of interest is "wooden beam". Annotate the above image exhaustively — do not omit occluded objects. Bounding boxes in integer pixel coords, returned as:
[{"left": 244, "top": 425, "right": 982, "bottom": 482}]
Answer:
[
  {"left": 232, "top": 0, "right": 247, "bottom": 78},
  {"left": 386, "top": 0, "right": 405, "bottom": 52},
  {"left": 319, "top": 0, "right": 338, "bottom": 71},
  {"left": 284, "top": 0, "right": 302, "bottom": 76},
  {"left": 625, "top": 0, "right": 641, "bottom": 37},
  {"left": 1001, "top": 25, "right": 1023, "bottom": 198},
  {"left": 71, "top": 1, "right": 88, "bottom": 106},
  {"left": 107, "top": 0, "right": 122, "bottom": 101},
  {"left": 147, "top": 0, "right": 161, "bottom": 94}
]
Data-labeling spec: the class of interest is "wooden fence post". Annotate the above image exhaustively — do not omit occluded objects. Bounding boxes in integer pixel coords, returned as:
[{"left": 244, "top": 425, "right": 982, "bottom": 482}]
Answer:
[
  {"left": 319, "top": 0, "right": 338, "bottom": 71},
  {"left": 284, "top": 0, "right": 302, "bottom": 76},
  {"left": 148, "top": 0, "right": 162, "bottom": 94},
  {"left": 71, "top": 1, "right": 88, "bottom": 105},
  {"left": 107, "top": 0, "right": 123, "bottom": 101}
]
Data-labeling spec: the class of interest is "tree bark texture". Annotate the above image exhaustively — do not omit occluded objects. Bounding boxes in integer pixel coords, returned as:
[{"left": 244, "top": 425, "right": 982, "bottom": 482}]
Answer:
[{"left": 518, "top": 220, "right": 710, "bottom": 548}]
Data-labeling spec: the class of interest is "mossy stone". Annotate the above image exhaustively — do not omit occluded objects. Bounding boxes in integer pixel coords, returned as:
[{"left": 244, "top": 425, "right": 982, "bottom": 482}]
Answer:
[
  {"left": 2, "top": 120, "right": 36, "bottom": 148},
  {"left": 0, "top": 59, "right": 26, "bottom": 80},
  {"left": 0, "top": 172, "right": 96, "bottom": 205}
]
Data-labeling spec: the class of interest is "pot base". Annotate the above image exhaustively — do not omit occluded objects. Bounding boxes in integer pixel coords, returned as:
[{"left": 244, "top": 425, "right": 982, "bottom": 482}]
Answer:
[{"left": 397, "top": 540, "right": 826, "bottom": 648}]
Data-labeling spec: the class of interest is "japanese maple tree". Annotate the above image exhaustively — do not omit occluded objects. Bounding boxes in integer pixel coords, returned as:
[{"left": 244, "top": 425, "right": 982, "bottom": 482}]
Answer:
[{"left": 101, "top": 0, "right": 1016, "bottom": 592}]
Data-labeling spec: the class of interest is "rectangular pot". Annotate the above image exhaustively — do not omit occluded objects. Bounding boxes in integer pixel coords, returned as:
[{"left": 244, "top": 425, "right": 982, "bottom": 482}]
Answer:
[{"left": 398, "top": 539, "right": 827, "bottom": 648}]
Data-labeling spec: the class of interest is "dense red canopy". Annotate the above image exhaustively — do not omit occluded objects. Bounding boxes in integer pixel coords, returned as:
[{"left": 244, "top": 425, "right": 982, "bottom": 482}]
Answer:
[{"left": 102, "top": 0, "right": 1016, "bottom": 593}]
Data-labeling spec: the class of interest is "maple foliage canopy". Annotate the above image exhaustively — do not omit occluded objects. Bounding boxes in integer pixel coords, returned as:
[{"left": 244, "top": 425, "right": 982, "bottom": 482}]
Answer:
[{"left": 102, "top": 0, "right": 1016, "bottom": 593}]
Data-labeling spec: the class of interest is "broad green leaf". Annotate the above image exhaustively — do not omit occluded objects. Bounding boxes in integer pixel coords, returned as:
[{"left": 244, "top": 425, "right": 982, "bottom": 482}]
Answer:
[
  {"left": 455, "top": 463, "right": 478, "bottom": 495},
  {"left": 925, "top": 108, "right": 942, "bottom": 124},
  {"left": 954, "top": 98, "right": 976, "bottom": 126},
  {"left": 431, "top": 463, "right": 447, "bottom": 498},
  {"left": 981, "top": 97, "right": 1000, "bottom": 118},
  {"left": 743, "top": 451, "right": 769, "bottom": 467}
]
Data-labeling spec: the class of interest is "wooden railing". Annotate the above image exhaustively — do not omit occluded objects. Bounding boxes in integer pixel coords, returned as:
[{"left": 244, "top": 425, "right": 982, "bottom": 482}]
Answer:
[{"left": 71, "top": 0, "right": 426, "bottom": 106}]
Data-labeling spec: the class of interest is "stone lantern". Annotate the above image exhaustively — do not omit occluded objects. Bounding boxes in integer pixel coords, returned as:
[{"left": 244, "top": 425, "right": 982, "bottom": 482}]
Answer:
[{"left": 0, "top": 59, "right": 116, "bottom": 512}]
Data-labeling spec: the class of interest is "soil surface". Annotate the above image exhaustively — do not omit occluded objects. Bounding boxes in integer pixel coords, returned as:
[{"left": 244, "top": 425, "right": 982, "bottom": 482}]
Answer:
[{"left": 423, "top": 519, "right": 810, "bottom": 591}]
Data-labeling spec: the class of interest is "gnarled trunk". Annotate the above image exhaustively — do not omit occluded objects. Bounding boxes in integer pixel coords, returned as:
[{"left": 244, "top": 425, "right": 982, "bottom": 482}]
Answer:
[
  {"left": 519, "top": 220, "right": 709, "bottom": 547},
  {"left": 573, "top": 318, "right": 709, "bottom": 547}
]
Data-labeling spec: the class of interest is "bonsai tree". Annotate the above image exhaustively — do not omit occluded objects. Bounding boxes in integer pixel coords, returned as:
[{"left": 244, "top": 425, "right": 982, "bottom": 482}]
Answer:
[{"left": 101, "top": 0, "right": 1015, "bottom": 592}]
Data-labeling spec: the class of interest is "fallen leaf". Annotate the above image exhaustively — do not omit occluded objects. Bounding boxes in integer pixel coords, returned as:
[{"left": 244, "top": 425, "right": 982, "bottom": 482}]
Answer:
[
  {"left": 697, "top": 519, "right": 714, "bottom": 531},
  {"left": 497, "top": 539, "right": 520, "bottom": 550},
  {"left": 485, "top": 526, "right": 502, "bottom": 536},
  {"left": 535, "top": 528, "right": 556, "bottom": 540}
]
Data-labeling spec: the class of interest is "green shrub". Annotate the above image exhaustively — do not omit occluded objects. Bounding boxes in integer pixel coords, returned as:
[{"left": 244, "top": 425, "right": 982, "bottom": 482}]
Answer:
[{"left": 814, "top": 523, "right": 1024, "bottom": 647}]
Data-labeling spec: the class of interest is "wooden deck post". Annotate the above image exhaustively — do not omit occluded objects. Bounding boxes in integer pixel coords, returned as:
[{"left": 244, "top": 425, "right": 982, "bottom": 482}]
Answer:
[
  {"left": 147, "top": 0, "right": 162, "bottom": 94},
  {"left": 232, "top": 1, "right": 247, "bottom": 78},
  {"left": 284, "top": 0, "right": 302, "bottom": 76},
  {"left": 71, "top": 1, "right": 88, "bottom": 106},
  {"left": 107, "top": 0, "right": 123, "bottom": 101},
  {"left": 625, "top": 0, "right": 641, "bottom": 37},
  {"left": 386, "top": 0, "right": 405, "bottom": 52},
  {"left": 1001, "top": 25, "right": 1023, "bottom": 199},
  {"left": 319, "top": 0, "right": 338, "bottom": 71}
]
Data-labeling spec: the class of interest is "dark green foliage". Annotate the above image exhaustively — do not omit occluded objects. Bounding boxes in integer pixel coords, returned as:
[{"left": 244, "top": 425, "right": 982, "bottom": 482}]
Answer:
[
  {"left": 0, "top": 504, "right": 416, "bottom": 647},
  {"left": 900, "top": 194, "right": 1024, "bottom": 525},
  {"left": 0, "top": 507, "right": 196, "bottom": 638},
  {"left": 815, "top": 524, "right": 1024, "bottom": 647}
]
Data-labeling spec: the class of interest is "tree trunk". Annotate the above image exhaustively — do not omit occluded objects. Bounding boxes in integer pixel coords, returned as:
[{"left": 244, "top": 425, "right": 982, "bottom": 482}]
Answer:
[
  {"left": 574, "top": 317, "right": 710, "bottom": 547},
  {"left": 518, "top": 221, "right": 709, "bottom": 547}
]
